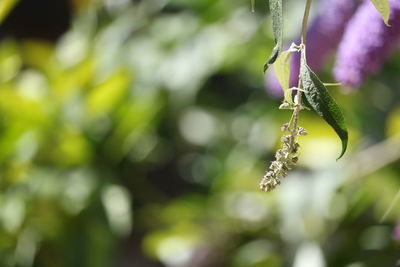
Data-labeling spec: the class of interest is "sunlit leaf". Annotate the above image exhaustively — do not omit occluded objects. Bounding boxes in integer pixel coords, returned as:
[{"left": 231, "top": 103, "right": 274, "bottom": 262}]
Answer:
[
  {"left": 105, "top": 95, "right": 162, "bottom": 159},
  {"left": 370, "top": 0, "right": 391, "bottom": 26},
  {"left": 86, "top": 70, "right": 130, "bottom": 116},
  {"left": 0, "top": 0, "right": 19, "bottom": 24},
  {"left": 0, "top": 40, "right": 21, "bottom": 82}
]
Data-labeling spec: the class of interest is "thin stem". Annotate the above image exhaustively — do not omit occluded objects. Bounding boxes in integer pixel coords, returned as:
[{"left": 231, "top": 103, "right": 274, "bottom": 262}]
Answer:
[
  {"left": 290, "top": 0, "right": 312, "bottom": 147},
  {"left": 301, "top": 0, "right": 313, "bottom": 46}
]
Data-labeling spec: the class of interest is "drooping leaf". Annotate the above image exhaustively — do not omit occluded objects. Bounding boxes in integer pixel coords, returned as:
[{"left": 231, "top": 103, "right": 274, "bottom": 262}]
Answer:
[
  {"left": 300, "top": 52, "right": 348, "bottom": 159},
  {"left": 370, "top": 0, "right": 391, "bottom": 26},
  {"left": 0, "top": 0, "right": 19, "bottom": 24},
  {"left": 264, "top": 0, "right": 283, "bottom": 71},
  {"left": 273, "top": 50, "right": 293, "bottom": 104},
  {"left": 251, "top": 0, "right": 255, "bottom": 12}
]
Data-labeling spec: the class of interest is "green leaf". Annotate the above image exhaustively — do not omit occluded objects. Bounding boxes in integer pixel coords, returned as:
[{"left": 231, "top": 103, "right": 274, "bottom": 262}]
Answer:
[
  {"left": 251, "top": 0, "right": 255, "bottom": 12},
  {"left": 370, "top": 0, "right": 391, "bottom": 26},
  {"left": 300, "top": 51, "right": 348, "bottom": 159},
  {"left": 273, "top": 50, "right": 293, "bottom": 104},
  {"left": 87, "top": 69, "right": 130, "bottom": 116},
  {"left": 0, "top": 0, "right": 19, "bottom": 25},
  {"left": 264, "top": 0, "right": 283, "bottom": 71}
]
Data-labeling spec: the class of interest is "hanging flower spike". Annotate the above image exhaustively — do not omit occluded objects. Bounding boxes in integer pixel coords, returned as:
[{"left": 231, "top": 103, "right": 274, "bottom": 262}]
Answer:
[
  {"left": 334, "top": 0, "right": 400, "bottom": 90},
  {"left": 260, "top": 122, "right": 304, "bottom": 192}
]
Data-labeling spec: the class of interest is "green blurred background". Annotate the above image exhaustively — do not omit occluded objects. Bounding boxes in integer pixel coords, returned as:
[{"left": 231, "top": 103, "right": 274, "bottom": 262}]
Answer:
[{"left": 0, "top": 0, "right": 399, "bottom": 266}]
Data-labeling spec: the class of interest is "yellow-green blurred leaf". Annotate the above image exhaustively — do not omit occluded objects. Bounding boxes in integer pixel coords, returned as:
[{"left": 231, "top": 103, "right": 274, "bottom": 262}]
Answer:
[
  {"left": 20, "top": 41, "right": 54, "bottom": 71},
  {"left": 386, "top": 106, "right": 400, "bottom": 137},
  {"left": 0, "top": 86, "right": 47, "bottom": 125},
  {"left": 53, "top": 58, "right": 94, "bottom": 98},
  {"left": 105, "top": 95, "right": 162, "bottom": 159},
  {"left": 0, "top": 40, "right": 21, "bottom": 82},
  {"left": 87, "top": 70, "right": 130, "bottom": 116},
  {"left": 365, "top": 171, "right": 400, "bottom": 220},
  {"left": 49, "top": 127, "right": 92, "bottom": 166},
  {"left": 142, "top": 223, "right": 201, "bottom": 260},
  {"left": 0, "top": 0, "right": 19, "bottom": 24}
]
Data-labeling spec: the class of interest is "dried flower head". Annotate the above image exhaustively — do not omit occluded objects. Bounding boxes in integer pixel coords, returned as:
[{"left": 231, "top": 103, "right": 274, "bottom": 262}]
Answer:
[{"left": 260, "top": 121, "right": 306, "bottom": 192}]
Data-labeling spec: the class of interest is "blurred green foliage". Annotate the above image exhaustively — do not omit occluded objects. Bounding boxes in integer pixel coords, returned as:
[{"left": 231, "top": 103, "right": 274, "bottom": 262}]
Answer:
[
  {"left": 0, "top": 0, "right": 19, "bottom": 24},
  {"left": 0, "top": 0, "right": 399, "bottom": 267}
]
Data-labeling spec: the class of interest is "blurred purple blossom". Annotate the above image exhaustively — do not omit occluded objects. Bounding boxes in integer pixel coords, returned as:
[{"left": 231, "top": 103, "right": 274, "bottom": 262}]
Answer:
[
  {"left": 394, "top": 221, "right": 400, "bottom": 243},
  {"left": 265, "top": 0, "right": 359, "bottom": 97},
  {"left": 334, "top": 0, "right": 400, "bottom": 89}
]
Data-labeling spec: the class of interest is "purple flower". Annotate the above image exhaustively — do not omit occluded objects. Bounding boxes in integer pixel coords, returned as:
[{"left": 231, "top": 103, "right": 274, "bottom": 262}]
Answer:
[
  {"left": 394, "top": 221, "right": 400, "bottom": 243},
  {"left": 334, "top": 0, "right": 400, "bottom": 89},
  {"left": 265, "top": 0, "right": 359, "bottom": 97}
]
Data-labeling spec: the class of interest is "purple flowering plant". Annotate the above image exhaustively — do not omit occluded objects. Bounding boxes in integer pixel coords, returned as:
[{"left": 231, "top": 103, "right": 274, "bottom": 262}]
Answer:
[
  {"left": 334, "top": 0, "right": 400, "bottom": 89},
  {"left": 259, "top": 0, "right": 392, "bottom": 192}
]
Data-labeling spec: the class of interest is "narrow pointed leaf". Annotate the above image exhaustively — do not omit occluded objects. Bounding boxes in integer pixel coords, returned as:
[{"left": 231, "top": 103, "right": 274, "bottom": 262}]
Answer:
[
  {"left": 370, "top": 0, "right": 391, "bottom": 26},
  {"left": 264, "top": 0, "right": 283, "bottom": 71},
  {"left": 300, "top": 52, "right": 348, "bottom": 159}
]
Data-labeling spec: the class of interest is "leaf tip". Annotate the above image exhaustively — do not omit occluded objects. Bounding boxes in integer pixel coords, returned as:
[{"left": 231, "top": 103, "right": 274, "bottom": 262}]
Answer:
[{"left": 336, "top": 135, "right": 348, "bottom": 161}]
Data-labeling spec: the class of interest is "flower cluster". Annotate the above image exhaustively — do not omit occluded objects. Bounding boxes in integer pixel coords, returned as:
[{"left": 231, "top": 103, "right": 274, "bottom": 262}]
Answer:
[
  {"left": 260, "top": 123, "right": 307, "bottom": 192},
  {"left": 265, "top": 0, "right": 359, "bottom": 96},
  {"left": 334, "top": 0, "right": 400, "bottom": 89}
]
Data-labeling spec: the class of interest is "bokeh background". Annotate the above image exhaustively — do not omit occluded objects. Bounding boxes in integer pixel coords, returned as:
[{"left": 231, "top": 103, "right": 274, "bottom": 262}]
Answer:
[{"left": 0, "top": 0, "right": 399, "bottom": 266}]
